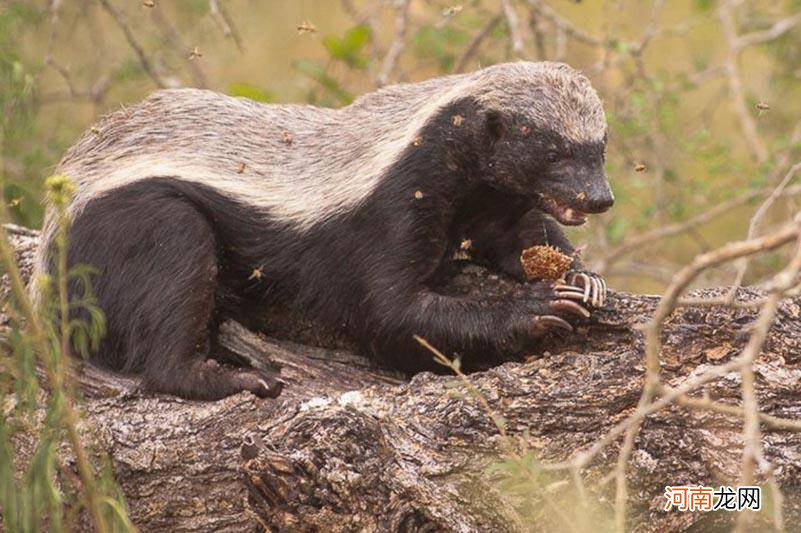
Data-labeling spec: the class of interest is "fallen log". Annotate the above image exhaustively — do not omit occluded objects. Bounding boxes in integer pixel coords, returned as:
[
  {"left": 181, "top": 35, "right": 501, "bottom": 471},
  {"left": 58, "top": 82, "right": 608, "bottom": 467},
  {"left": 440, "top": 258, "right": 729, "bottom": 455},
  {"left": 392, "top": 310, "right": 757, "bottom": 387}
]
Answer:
[{"left": 3, "top": 224, "right": 801, "bottom": 532}]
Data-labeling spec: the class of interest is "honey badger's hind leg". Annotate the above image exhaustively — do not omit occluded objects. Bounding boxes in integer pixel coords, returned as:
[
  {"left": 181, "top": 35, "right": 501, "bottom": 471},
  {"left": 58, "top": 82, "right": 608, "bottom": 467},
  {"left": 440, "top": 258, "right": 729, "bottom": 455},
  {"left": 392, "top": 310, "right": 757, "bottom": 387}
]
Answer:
[{"left": 65, "top": 182, "right": 281, "bottom": 400}]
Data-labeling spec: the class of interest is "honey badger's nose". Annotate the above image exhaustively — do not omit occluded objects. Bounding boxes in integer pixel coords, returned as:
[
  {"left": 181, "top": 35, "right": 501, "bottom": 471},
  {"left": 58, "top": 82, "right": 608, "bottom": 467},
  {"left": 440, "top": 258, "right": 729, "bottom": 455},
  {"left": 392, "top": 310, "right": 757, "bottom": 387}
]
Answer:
[{"left": 585, "top": 185, "right": 614, "bottom": 213}]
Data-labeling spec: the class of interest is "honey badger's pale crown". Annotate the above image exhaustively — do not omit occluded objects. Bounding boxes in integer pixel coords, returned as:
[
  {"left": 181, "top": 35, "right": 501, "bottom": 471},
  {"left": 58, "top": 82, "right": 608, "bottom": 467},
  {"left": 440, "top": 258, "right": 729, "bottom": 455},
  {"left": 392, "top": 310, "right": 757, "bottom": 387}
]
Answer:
[
  {"left": 472, "top": 61, "right": 606, "bottom": 144},
  {"left": 42, "top": 62, "right": 605, "bottom": 255}
]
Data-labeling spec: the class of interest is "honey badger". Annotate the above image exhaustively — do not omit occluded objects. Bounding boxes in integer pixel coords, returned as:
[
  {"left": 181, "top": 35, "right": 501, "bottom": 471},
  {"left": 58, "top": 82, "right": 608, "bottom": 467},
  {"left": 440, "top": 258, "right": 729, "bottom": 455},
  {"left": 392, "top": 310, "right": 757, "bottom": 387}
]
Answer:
[{"left": 36, "top": 61, "right": 614, "bottom": 400}]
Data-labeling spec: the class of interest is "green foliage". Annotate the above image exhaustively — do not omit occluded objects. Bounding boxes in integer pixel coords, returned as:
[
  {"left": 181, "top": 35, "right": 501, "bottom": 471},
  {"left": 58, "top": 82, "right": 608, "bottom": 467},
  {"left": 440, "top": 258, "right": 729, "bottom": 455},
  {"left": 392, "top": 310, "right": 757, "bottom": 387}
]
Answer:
[
  {"left": 412, "top": 25, "right": 468, "bottom": 71},
  {"left": 293, "top": 59, "right": 353, "bottom": 106},
  {"left": 322, "top": 25, "right": 371, "bottom": 70},
  {"left": 111, "top": 58, "right": 148, "bottom": 85},
  {"left": 695, "top": 0, "right": 714, "bottom": 12},
  {"left": 606, "top": 216, "right": 628, "bottom": 244},
  {"left": 0, "top": 3, "right": 42, "bottom": 227},
  {"left": 228, "top": 83, "right": 275, "bottom": 103}
]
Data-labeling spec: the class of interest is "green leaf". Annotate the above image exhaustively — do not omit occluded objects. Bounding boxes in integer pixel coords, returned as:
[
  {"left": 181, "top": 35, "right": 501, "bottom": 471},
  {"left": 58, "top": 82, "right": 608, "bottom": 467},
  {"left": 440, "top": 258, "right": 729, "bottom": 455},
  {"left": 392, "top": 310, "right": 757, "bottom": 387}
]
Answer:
[
  {"left": 323, "top": 25, "right": 371, "bottom": 69},
  {"left": 695, "top": 0, "right": 713, "bottom": 12},
  {"left": 228, "top": 83, "right": 275, "bottom": 103},
  {"left": 606, "top": 217, "right": 628, "bottom": 244},
  {"left": 342, "top": 25, "right": 371, "bottom": 53},
  {"left": 612, "top": 40, "right": 629, "bottom": 55},
  {"left": 413, "top": 25, "right": 468, "bottom": 71},
  {"left": 293, "top": 60, "right": 353, "bottom": 105}
]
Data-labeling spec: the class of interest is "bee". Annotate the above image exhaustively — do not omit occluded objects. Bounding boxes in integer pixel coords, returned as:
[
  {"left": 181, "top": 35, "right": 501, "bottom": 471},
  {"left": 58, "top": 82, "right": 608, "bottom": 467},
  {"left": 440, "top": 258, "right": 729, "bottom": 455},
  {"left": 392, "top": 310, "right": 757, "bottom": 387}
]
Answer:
[{"left": 297, "top": 21, "right": 317, "bottom": 35}]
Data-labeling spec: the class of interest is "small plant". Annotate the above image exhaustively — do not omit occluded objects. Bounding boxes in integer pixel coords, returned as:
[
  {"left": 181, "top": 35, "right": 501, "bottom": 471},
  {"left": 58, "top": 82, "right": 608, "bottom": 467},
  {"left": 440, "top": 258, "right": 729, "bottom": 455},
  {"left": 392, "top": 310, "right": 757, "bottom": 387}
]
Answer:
[{"left": 0, "top": 175, "right": 132, "bottom": 532}]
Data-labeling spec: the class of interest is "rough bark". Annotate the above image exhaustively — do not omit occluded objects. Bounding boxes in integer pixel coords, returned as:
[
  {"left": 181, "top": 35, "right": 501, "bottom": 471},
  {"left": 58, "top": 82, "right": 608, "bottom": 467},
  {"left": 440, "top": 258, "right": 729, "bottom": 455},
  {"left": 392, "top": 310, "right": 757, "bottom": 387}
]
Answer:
[{"left": 3, "top": 224, "right": 801, "bottom": 532}]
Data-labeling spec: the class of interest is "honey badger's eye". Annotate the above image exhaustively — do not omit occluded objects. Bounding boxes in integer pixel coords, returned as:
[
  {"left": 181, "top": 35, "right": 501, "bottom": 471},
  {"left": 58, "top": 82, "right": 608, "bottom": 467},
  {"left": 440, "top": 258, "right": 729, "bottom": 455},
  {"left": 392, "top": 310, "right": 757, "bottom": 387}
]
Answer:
[{"left": 546, "top": 151, "right": 560, "bottom": 163}]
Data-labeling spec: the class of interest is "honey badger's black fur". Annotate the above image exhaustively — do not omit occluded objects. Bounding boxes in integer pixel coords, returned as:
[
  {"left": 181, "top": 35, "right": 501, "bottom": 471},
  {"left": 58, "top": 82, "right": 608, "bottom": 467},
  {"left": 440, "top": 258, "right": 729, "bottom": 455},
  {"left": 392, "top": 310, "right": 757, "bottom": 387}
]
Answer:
[{"left": 36, "top": 61, "right": 614, "bottom": 400}]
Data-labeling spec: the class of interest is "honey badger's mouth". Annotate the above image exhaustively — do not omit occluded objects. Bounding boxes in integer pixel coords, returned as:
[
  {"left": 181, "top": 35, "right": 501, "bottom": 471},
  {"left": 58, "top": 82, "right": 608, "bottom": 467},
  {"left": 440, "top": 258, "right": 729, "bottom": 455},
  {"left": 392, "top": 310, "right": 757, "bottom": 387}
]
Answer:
[{"left": 536, "top": 192, "right": 587, "bottom": 226}]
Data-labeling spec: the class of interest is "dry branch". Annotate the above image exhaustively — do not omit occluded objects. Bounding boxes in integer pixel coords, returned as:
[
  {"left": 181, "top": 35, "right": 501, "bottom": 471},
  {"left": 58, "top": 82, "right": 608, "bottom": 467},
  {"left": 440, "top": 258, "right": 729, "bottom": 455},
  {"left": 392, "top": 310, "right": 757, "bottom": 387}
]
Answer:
[
  {"left": 594, "top": 184, "right": 801, "bottom": 274},
  {"left": 97, "top": 0, "right": 168, "bottom": 89},
  {"left": 718, "top": 0, "right": 769, "bottom": 164},
  {"left": 376, "top": 0, "right": 410, "bottom": 87},
  {"left": 501, "top": 0, "right": 525, "bottom": 58},
  {"left": 454, "top": 14, "right": 502, "bottom": 73},
  {"left": 524, "top": 0, "right": 601, "bottom": 46},
  {"left": 208, "top": 0, "right": 244, "bottom": 52}
]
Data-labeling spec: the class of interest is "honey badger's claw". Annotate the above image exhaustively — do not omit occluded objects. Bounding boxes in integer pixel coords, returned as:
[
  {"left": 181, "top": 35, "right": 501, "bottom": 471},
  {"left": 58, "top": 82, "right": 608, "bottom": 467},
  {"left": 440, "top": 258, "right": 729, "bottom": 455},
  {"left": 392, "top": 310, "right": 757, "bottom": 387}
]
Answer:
[
  {"left": 567, "top": 270, "right": 607, "bottom": 308},
  {"left": 533, "top": 315, "right": 573, "bottom": 332},
  {"left": 554, "top": 283, "right": 587, "bottom": 301},
  {"left": 232, "top": 371, "right": 283, "bottom": 398},
  {"left": 550, "top": 299, "right": 591, "bottom": 318}
]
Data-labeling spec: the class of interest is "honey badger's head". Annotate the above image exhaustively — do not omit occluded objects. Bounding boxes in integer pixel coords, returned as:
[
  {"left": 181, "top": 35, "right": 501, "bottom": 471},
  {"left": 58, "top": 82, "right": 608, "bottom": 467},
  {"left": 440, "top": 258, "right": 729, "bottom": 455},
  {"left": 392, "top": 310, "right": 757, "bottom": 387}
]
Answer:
[{"left": 475, "top": 62, "right": 613, "bottom": 225}]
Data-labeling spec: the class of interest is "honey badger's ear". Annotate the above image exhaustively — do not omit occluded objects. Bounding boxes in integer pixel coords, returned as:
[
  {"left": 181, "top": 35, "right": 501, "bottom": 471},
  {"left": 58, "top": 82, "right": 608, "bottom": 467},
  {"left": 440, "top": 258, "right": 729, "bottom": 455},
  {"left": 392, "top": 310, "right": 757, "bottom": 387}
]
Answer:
[{"left": 485, "top": 109, "right": 504, "bottom": 144}]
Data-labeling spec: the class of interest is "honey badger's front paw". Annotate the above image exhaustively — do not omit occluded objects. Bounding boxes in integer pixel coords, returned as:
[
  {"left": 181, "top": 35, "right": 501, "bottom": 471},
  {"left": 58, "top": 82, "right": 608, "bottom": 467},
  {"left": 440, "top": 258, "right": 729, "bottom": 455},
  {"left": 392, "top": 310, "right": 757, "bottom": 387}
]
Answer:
[
  {"left": 565, "top": 270, "right": 608, "bottom": 308},
  {"left": 521, "top": 280, "right": 592, "bottom": 336}
]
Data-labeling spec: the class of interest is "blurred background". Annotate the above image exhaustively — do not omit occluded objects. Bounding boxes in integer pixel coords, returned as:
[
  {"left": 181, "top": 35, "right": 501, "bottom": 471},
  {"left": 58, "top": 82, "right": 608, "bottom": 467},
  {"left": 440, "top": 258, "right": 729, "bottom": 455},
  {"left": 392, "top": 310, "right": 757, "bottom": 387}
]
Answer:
[{"left": 1, "top": 0, "right": 800, "bottom": 293}]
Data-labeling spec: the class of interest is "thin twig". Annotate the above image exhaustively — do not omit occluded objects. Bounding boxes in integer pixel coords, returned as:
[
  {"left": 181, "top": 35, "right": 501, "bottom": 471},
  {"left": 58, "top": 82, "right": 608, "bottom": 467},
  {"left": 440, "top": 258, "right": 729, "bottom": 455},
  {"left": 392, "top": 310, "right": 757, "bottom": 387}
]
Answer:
[
  {"left": 675, "top": 394, "right": 801, "bottom": 432},
  {"left": 377, "top": 0, "right": 410, "bottom": 87},
  {"left": 454, "top": 14, "right": 502, "bottom": 73},
  {"left": 208, "top": 0, "right": 244, "bottom": 52},
  {"left": 501, "top": 0, "right": 525, "bottom": 58},
  {"left": 414, "top": 335, "right": 512, "bottom": 447},
  {"left": 98, "top": 0, "right": 168, "bottom": 88},
  {"left": 718, "top": 0, "right": 769, "bottom": 163},
  {"left": 150, "top": 6, "right": 209, "bottom": 88},
  {"left": 731, "top": 162, "right": 801, "bottom": 290},
  {"left": 595, "top": 184, "right": 801, "bottom": 273},
  {"left": 525, "top": 0, "right": 601, "bottom": 46},
  {"left": 546, "top": 220, "right": 801, "bottom": 529},
  {"left": 734, "top": 237, "right": 801, "bottom": 532},
  {"left": 735, "top": 12, "right": 801, "bottom": 50}
]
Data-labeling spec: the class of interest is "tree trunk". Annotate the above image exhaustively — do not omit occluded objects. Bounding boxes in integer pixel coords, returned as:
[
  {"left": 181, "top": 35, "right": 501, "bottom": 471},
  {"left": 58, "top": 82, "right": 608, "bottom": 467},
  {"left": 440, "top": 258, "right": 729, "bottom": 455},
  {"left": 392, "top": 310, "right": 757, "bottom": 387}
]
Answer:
[{"left": 3, "top": 225, "right": 801, "bottom": 532}]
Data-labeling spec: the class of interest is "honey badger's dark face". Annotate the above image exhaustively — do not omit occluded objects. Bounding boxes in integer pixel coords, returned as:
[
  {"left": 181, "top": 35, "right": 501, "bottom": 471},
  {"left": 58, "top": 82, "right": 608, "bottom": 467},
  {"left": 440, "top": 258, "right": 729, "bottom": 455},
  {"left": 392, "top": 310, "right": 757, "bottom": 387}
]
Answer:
[
  {"left": 483, "top": 111, "right": 614, "bottom": 226},
  {"left": 473, "top": 62, "right": 614, "bottom": 225}
]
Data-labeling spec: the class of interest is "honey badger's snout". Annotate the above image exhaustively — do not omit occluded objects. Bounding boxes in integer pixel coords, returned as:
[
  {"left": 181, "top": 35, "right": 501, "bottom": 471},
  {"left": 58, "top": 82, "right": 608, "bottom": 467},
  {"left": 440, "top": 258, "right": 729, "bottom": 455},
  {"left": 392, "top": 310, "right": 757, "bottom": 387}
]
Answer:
[
  {"left": 584, "top": 178, "right": 614, "bottom": 213},
  {"left": 539, "top": 168, "right": 614, "bottom": 226},
  {"left": 569, "top": 164, "right": 614, "bottom": 214}
]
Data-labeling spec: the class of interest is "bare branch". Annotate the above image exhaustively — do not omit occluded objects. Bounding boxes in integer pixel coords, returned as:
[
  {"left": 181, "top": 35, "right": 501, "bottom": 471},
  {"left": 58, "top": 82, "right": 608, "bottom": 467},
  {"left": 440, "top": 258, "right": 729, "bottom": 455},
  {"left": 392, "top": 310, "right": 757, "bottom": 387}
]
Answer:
[
  {"left": 735, "top": 12, "right": 801, "bottom": 50},
  {"left": 595, "top": 184, "right": 801, "bottom": 273},
  {"left": 718, "top": 0, "right": 769, "bottom": 163},
  {"left": 675, "top": 394, "right": 801, "bottom": 432},
  {"left": 454, "top": 14, "right": 502, "bottom": 73},
  {"left": 731, "top": 161, "right": 801, "bottom": 289},
  {"left": 97, "top": 0, "right": 168, "bottom": 88},
  {"left": 150, "top": 6, "right": 209, "bottom": 88},
  {"left": 629, "top": 0, "right": 665, "bottom": 55},
  {"left": 501, "top": 0, "right": 525, "bottom": 58},
  {"left": 377, "top": 0, "right": 410, "bottom": 87},
  {"left": 524, "top": 0, "right": 602, "bottom": 46},
  {"left": 735, "top": 239, "right": 801, "bottom": 531},
  {"left": 209, "top": 0, "right": 244, "bottom": 52}
]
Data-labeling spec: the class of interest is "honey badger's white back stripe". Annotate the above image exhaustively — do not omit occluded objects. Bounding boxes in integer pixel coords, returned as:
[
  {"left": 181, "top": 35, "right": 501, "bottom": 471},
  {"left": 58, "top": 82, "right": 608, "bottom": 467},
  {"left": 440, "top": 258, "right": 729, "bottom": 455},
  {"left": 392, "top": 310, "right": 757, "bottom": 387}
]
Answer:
[{"left": 59, "top": 82, "right": 468, "bottom": 231}]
